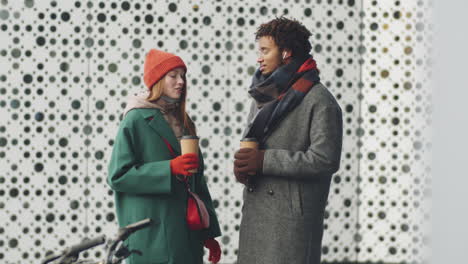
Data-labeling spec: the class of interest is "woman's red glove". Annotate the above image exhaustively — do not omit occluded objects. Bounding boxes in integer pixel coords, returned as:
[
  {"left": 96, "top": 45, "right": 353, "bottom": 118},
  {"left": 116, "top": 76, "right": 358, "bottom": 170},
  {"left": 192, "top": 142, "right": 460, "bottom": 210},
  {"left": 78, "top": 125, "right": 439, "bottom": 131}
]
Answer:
[
  {"left": 170, "top": 153, "right": 199, "bottom": 176},
  {"left": 204, "top": 238, "right": 221, "bottom": 263}
]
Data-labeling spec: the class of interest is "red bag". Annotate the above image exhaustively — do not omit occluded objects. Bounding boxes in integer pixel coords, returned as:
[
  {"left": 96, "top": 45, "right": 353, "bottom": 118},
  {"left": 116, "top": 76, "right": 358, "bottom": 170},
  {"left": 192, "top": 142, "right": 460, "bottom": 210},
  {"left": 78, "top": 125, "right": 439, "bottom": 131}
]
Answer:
[
  {"left": 186, "top": 187, "right": 210, "bottom": 230},
  {"left": 162, "top": 137, "right": 210, "bottom": 230}
]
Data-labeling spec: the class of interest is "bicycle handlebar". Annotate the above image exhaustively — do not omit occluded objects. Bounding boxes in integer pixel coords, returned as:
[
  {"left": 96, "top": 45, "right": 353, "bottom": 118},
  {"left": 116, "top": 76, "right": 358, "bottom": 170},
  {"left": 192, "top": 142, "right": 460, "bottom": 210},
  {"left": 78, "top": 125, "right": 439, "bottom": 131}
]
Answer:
[
  {"left": 42, "top": 235, "right": 106, "bottom": 264},
  {"left": 115, "top": 218, "right": 152, "bottom": 242},
  {"left": 106, "top": 218, "right": 152, "bottom": 264},
  {"left": 41, "top": 218, "right": 152, "bottom": 264}
]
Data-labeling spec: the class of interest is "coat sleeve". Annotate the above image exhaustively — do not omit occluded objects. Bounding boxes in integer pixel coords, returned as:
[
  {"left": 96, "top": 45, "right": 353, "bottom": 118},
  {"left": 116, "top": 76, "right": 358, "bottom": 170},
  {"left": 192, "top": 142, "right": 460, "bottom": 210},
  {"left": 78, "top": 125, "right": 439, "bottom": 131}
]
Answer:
[
  {"left": 107, "top": 120, "right": 173, "bottom": 195},
  {"left": 262, "top": 104, "right": 343, "bottom": 180},
  {"left": 196, "top": 158, "right": 222, "bottom": 240}
]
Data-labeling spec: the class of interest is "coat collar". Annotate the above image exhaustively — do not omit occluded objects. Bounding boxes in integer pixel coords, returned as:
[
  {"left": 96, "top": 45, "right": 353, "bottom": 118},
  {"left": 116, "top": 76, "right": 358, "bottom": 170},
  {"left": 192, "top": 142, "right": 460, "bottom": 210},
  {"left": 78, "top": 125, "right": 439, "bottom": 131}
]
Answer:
[{"left": 137, "top": 108, "right": 181, "bottom": 155}]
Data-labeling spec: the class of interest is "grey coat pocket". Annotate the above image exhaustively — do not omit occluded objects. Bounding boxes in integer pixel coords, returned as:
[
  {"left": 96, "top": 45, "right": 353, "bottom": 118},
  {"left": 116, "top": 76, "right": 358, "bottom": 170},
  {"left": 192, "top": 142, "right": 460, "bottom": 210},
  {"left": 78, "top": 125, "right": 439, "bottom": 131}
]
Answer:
[{"left": 290, "top": 182, "right": 304, "bottom": 216}]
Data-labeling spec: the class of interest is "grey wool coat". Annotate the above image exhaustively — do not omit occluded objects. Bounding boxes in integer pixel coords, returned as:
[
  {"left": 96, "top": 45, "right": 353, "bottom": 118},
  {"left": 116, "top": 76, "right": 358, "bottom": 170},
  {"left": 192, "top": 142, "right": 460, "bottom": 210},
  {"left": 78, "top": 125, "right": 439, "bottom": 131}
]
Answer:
[{"left": 237, "top": 83, "right": 343, "bottom": 264}]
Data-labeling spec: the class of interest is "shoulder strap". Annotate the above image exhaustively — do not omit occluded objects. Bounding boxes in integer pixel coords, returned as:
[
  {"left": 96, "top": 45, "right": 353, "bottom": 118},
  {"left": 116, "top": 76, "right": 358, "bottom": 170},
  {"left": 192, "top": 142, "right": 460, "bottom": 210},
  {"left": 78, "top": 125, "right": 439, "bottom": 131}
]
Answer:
[
  {"left": 161, "top": 136, "right": 190, "bottom": 185},
  {"left": 161, "top": 137, "right": 176, "bottom": 158}
]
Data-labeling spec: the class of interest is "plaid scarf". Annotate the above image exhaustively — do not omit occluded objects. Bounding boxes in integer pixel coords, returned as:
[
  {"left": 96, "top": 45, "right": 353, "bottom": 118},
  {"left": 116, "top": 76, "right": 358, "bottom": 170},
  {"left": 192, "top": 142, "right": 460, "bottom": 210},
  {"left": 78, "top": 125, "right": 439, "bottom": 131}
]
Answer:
[{"left": 244, "top": 55, "right": 320, "bottom": 145}]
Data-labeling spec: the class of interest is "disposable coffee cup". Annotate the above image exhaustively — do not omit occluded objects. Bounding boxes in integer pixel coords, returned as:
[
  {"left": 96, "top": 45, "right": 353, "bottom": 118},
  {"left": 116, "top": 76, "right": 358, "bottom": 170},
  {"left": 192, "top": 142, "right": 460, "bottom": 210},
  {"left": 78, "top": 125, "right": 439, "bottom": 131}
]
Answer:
[
  {"left": 180, "top": 135, "right": 199, "bottom": 173},
  {"left": 240, "top": 138, "right": 259, "bottom": 175},
  {"left": 240, "top": 137, "right": 259, "bottom": 150}
]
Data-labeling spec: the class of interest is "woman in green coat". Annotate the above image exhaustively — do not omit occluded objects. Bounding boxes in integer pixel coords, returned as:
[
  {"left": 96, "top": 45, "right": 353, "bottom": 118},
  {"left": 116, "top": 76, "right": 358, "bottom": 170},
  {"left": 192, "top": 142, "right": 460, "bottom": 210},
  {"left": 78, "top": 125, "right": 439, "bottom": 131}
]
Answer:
[{"left": 107, "top": 49, "right": 222, "bottom": 264}]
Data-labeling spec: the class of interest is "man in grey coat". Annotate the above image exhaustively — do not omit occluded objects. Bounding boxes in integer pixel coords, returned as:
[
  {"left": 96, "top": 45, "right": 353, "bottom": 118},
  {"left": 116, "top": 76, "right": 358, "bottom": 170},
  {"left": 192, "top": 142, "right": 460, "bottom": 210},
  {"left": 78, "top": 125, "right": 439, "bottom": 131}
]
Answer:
[{"left": 234, "top": 17, "right": 343, "bottom": 264}]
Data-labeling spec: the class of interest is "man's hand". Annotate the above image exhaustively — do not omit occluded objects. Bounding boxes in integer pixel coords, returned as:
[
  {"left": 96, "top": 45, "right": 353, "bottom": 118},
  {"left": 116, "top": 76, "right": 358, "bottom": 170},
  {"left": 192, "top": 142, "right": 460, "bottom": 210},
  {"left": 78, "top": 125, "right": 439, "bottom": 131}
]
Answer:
[
  {"left": 233, "top": 164, "right": 249, "bottom": 184},
  {"left": 233, "top": 148, "right": 265, "bottom": 178}
]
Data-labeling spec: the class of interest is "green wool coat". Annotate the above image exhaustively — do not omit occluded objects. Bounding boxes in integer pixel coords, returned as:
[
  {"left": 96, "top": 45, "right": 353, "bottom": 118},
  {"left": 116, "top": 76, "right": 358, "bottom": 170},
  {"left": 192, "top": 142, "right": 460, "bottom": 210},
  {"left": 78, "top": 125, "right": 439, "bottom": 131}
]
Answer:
[{"left": 107, "top": 108, "right": 221, "bottom": 264}]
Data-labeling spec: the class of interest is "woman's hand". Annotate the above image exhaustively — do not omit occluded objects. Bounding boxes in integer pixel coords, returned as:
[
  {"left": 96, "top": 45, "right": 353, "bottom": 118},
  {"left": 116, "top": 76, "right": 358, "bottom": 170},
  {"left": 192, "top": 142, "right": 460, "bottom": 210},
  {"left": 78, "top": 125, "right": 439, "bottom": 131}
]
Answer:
[
  {"left": 204, "top": 238, "right": 221, "bottom": 263},
  {"left": 170, "top": 153, "right": 199, "bottom": 176}
]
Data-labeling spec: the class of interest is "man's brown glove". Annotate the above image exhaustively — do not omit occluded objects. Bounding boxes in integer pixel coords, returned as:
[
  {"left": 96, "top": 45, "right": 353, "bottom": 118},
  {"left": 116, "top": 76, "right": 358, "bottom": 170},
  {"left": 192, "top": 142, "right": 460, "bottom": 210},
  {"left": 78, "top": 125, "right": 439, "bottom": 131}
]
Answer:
[
  {"left": 233, "top": 148, "right": 265, "bottom": 184},
  {"left": 233, "top": 165, "right": 249, "bottom": 184}
]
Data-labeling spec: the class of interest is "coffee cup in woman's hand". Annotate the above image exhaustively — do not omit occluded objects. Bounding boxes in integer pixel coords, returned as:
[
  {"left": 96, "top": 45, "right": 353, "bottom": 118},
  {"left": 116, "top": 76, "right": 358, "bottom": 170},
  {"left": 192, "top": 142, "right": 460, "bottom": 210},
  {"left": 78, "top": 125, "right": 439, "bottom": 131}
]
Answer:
[
  {"left": 180, "top": 136, "right": 200, "bottom": 173},
  {"left": 170, "top": 153, "right": 199, "bottom": 176}
]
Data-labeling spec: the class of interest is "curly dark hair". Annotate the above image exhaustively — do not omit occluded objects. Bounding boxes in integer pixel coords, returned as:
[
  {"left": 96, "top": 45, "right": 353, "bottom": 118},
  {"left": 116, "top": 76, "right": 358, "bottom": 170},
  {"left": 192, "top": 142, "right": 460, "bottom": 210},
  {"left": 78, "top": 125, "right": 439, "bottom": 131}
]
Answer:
[{"left": 255, "top": 16, "right": 312, "bottom": 57}]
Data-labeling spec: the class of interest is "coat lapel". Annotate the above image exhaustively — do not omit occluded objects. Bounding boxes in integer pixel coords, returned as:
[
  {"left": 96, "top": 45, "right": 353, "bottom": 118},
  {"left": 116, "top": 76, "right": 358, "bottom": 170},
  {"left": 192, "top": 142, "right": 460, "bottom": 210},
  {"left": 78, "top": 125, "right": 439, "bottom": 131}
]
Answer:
[{"left": 138, "top": 108, "right": 181, "bottom": 155}]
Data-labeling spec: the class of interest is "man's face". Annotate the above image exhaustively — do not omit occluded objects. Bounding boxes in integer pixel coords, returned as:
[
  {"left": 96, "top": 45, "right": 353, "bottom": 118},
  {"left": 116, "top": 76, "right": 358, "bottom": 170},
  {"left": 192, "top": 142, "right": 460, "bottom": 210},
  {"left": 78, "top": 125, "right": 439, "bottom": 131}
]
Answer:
[{"left": 256, "top": 36, "right": 283, "bottom": 76}]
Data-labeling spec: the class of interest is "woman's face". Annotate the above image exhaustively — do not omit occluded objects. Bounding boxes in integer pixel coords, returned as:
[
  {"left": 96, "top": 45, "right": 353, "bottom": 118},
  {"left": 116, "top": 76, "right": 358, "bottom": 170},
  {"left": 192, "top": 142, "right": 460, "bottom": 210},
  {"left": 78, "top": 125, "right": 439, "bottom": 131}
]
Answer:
[{"left": 163, "top": 67, "right": 186, "bottom": 99}]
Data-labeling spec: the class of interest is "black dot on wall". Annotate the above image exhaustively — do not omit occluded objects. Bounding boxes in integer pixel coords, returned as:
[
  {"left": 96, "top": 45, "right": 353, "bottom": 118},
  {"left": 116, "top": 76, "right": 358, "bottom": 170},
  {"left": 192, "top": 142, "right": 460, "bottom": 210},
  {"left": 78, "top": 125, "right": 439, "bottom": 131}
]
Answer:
[
  {"left": 335, "top": 68, "right": 343, "bottom": 77},
  {"left": 58, "top": 138, "right": 68, "bottom": 147},
  {"left": 168, "top": 3, "right": 177, "bottom": 12},
  {"left": 97, "top": 13, "right": 106, "bottom": 23},
  {"left": 213, "top": 102, "right": 221, "bottom": 111},
  {"left": 23, "top": 74, "right": 33, "bottom": 84},
  {"left": 34, "top": 163, "right": 44, "bottom": 172},
  {"left": 203, "top": 16, "right": 211, "bottom": 26},
  {"left": 9, "top": 188, "right": 19, "bottom": 198},
  {"left": 337, "top": 21, "right": 344, "bottom": 30},
  {"left": 35, "top": 112, "right": 44, "bottom": 122},
  {"left": 314, "top": 44, "right": 322, "bottom": 53},
  {"left": 106, "top": 213, "right": 115, "bottom": 222},
  {"left": 145, "top": 15, "right": 154, "bottom": 24},
  {"left": 58, "top": 176, "right": 67, "bottom": 185},
  {"left": 46, "top": 213, "right": 55, "bottom": 223},
  {"left": 121, "top": 1, "right": 130, "bottom": 11},
  {"left": 9, "top": 239, "right": 18, "bottom": 248},
  {"left": 61, "top": 12, "right": 70, "bottom": 22}
]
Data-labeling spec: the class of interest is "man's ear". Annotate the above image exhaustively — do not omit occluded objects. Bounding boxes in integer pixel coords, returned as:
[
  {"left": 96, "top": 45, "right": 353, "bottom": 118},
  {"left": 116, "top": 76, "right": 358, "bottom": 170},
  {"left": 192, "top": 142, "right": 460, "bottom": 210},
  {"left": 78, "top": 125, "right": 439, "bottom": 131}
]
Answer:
[{"left": 282, "top": 50, "right": 292, "bottom": 60}]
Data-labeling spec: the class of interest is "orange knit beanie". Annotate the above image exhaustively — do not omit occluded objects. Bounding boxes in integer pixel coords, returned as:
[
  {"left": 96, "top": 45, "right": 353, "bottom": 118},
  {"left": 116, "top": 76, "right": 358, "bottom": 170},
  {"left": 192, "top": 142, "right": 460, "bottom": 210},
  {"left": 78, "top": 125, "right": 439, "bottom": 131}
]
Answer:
[{"left": 143, "top": 49, "right": 187, "bottom": 89}]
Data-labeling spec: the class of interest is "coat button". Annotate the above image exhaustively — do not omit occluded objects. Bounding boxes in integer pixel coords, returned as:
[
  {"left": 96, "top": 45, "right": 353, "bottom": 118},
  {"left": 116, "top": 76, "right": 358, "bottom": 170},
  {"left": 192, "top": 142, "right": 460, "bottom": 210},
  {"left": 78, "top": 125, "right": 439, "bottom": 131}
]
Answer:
[
  {"left": 248, "top": 187, "right": 254, "bottom": 192},
  {"left": 268, "top": 189, "right": 274, "bottom": 195}
]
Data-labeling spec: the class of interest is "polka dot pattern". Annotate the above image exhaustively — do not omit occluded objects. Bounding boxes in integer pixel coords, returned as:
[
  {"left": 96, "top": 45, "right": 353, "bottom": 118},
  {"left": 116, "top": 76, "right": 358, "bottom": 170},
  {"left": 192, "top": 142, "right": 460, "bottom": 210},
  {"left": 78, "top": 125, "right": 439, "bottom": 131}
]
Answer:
[{"left": 0, "top": 0, "right": 431, "bottom": 263}]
